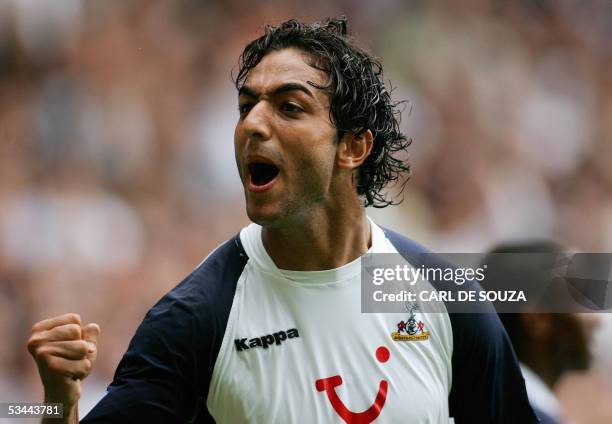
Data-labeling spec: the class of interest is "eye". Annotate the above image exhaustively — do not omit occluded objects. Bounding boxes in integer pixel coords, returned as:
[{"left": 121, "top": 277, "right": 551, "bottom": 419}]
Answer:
[
  {"left": 238, "top": 103, "right": 253, "bottom": 115},
  {"left": 280, "top": 102, "right": 303, "bottom": 114}
]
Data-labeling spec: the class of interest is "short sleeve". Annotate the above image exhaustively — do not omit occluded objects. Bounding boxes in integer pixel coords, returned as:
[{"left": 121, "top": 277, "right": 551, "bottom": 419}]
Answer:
[
  {"left": 383, "top": 228, "right": 539, "bottom": 423},
  {"left": 81, "top": 236, "right": 248, "bottom": 423},
  {"left": 447, "top": 312, "right": 538, "bottom": 423},
  {"left": 81, "top": 297, "right": 211, "bottom": 423}
]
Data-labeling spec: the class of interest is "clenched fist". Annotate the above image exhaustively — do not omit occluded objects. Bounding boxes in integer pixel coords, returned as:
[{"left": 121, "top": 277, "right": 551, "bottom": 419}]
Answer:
[{"left": 27, "top": 313, "right": 100, "bottom": 420}]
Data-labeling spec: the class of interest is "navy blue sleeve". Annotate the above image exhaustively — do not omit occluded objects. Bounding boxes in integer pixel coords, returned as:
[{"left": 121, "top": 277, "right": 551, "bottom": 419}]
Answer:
[
  {"left": 81, "top": 236, "right": 248, "bottom": 423},
  {"left": 383, "top": 228, "right": 539, "bottom": 424},
  {"left": 446, "top": 312, "right": 537, "bottom": 423},
  {"left": 531, "top": 406, "right": 560, "bottom": 424}
]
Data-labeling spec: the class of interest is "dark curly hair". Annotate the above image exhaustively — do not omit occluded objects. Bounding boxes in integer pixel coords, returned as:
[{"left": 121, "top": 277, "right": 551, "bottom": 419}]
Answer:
[{"left": 234, "top": 17, "right": 411, "bottom": 208}]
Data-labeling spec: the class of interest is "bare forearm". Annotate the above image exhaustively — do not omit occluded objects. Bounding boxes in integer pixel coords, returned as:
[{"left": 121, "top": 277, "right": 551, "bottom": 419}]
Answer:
[{"left": 41, "top": 401, "right": 77, "bottom": 424}]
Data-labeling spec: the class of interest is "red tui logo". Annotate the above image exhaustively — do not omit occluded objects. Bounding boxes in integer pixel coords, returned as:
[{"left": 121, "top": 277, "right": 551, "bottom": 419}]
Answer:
[{"left": 315, "top": 346, "right": 390, "bottom": 424}]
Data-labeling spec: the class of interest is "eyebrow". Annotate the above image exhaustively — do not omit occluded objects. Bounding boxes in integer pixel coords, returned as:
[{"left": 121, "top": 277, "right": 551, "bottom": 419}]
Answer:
[{"left": 238, "top": 82, "right": 315, "bottom": 99}]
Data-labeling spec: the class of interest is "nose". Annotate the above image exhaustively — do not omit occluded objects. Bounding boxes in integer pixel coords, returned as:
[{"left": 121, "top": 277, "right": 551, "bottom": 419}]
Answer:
[{"left": 242, "top": 102, "right": 272, "bottom": 141}]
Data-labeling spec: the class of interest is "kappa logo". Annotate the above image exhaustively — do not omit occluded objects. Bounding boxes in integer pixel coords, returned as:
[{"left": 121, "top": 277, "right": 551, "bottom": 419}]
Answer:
[
  {"left": 391, "top": 304, "right": 430, "bottom": 341},
  {"left": 235, "top": 328, "right": 299, "bottom": 351}
]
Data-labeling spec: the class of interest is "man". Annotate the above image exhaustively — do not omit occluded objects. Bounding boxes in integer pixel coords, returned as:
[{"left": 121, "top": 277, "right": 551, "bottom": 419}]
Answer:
[
  {"left": 28, "top": 18, "right": 538, "bottom": 423},
  {"left": 482, "top": 241, "right": 600, "bottom": 424}
]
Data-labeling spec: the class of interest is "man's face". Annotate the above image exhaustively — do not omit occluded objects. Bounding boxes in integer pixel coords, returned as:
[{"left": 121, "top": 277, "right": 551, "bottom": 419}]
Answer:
[{"left": 234, "top": 48, "right": 339, "bottom": 228}]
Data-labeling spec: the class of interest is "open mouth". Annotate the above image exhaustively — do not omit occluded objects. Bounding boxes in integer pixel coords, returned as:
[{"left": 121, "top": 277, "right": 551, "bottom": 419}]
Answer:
[{"left": 249, "top": 162, "right": 280, "bottom": 187}]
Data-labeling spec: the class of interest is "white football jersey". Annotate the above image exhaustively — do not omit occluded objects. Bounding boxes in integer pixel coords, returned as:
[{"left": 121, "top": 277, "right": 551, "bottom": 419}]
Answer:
[
  {"left": 82, "top": 219, "right": 537, "bottom": 424},
  {"left": 207, "top": 221, "right": 452, "bottom": 423}
]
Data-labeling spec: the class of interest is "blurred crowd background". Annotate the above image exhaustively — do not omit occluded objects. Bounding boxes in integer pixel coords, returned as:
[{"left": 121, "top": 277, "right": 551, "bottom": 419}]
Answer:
[{"left": 1, "top": 0, "right": 611, "bottom": 422}]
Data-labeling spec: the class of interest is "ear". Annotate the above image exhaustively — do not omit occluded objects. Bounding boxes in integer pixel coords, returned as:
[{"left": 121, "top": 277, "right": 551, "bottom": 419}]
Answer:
[{"left": 336, "top": 129, "right": 373, "bottom": 170}]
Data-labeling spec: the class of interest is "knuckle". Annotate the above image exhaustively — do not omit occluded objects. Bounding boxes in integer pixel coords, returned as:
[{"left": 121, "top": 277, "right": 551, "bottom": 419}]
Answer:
[
  {"left": 27, "top": 338, "right": 47, "bottom": 357},
  {"left": 26, "top": 337, "right": 39, "bottom": 354},
  {"left": 76, "top": 340, "right": 89, "bottom": 356},
  {"left": 67, "top": 313, "right": 81, "bottom": 324},
  {"left": 46, "top": 357, "right": 61, "bottom": 373},
  {"left": 65, "top": 324, "right": 81, "bottom": 339},
  {"left": 74, "top": 361, "right": 90, "bottom": 379},
  {"left": 36, "top": 345, "right": 51, "bottom": 358}
]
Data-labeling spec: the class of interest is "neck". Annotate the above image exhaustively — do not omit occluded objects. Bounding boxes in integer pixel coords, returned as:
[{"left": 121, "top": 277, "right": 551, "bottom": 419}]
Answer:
[{"left": 262, "top": 202, "right": 371, "bottom": 271}]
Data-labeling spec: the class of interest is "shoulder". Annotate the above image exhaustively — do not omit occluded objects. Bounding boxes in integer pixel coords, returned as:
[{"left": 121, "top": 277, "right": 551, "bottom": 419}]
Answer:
[
  {"left": 139, "top": 233, "right": 249, "bottom": 344},
  {"left": 121, "top": 232, "right": 249, "bottom": 351},
  {"left": 381, "top": 227, "right": 536, "bottom": 422},
  {"left": 380, "top": 226, "right": 506, "bottom": 342},
  {"left": 380, "top": 226, "right": 431, "bottom": 256},
  {"left": 81, "top": 235, "right": 249, "bottom": 423},
  {"left": 160, "top": 234, "right": 249, "bottom": 312}
]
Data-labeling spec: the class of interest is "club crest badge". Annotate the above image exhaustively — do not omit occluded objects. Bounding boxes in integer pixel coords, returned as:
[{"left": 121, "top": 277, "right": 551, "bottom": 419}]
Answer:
[{"left": 391, "top": 304, "right": 430, "bottom": 341}]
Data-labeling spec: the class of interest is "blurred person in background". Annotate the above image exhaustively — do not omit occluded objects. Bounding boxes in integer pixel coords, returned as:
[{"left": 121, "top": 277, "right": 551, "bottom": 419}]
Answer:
[
  {"left": 26, "top": 18, "right": 537, "bottom": 424},
  {"left": 482, "top": 241, "right": 600, "bottom": 424}
]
